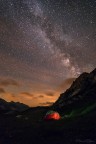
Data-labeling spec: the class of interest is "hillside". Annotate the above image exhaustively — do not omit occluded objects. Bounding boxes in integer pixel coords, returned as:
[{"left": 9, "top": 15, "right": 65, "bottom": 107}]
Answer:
[
  {"left": 0, "top": 98, "right": 29, "bottom": 114},
  {"left": 52, "top": 69, "right": 96, "bottom": 115},
  {"left": 0, "top": 68, "right": 96, "bottom": 144}
]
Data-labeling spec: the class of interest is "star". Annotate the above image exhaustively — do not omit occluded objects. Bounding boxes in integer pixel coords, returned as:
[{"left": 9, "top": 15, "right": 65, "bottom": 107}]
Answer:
[{"left": 0, "top": 0, "right": 96, "bottom": 106}]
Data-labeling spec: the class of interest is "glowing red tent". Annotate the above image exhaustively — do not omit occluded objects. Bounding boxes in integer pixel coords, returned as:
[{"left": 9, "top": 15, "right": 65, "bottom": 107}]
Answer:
[{"left": 44, "top": 111, "right": 61, "bottom": 120}]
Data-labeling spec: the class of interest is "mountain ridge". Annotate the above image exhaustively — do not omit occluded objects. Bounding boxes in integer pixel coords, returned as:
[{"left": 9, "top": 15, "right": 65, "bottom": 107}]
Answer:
[
  {"left": 0, "top": 98, "right": 29, "bottom": 114},
  {"left": 52, "top": 68, "right": 96, "bottom": 113}
]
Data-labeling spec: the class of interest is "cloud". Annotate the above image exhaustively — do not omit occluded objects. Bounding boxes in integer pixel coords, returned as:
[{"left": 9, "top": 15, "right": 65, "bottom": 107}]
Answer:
[
  {"left": 45, "top": 92, "right": 54, "bottom": 97},
  {"left": 0, "top": 88, "right": 6, "bottom": 94},
  {"left": 0, "top": 79, "right": 19, "bottom": 87},
  {"left": 1, "top": 92, "right": 18, "bottom": 102},
  {"left": 38, "top": 95, "right": 44, "bottom": 98},
  {"left": 19, "top": 92, "right": 34, "bottom": 100},
  {"left": 56, "top": 78, "right": 76, "bottom": 92},
  {"left": 10, "top": 94, "right": 16, "bottom": 98},
  {"left": 40, "top": 101, "right": 54, "bottom": 106},
  {"left": 64, "top": 78, "right": 76, "bottom": 85},
  {"left": 20, "top": 92, "right": 34, "bottom": 97}
]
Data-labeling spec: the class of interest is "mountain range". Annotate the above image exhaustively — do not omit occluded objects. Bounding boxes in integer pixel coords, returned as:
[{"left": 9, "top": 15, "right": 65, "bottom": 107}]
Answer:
[
  {"left": 0, "top": 68, "right": 96, "bottom": 144},
  {"left": 52, "top": 68, "right": 96, "bottom": 115},
  {"left": 0, "top": 98, "right": 29, "bottom": 114}
]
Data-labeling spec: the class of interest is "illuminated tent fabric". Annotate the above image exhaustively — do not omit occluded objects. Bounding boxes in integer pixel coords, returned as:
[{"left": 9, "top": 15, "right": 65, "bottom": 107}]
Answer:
[{"left": 44, "top": 110, "right": 61, "bottom": 120}]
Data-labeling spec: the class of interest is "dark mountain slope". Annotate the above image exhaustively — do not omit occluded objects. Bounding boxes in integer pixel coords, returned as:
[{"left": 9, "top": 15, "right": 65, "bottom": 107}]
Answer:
[
  {"left": 0, "top": 69, "right": 96, "bottom": 144},
  {"left": 52, "top": 69, "right": 96, "bottom": 114},
  {"left": 0, "top": 98, "right": 29, "bottom": 114}
]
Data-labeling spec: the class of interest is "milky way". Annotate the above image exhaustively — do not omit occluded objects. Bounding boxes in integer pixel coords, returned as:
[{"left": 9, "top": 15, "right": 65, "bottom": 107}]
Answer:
[{"left": 0, "top": 0, "right": 96, "bottom": 106}]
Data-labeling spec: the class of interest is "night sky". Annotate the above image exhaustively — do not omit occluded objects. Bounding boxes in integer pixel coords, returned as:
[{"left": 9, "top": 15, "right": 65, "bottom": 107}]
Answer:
[{"left": 0, "top": 0, "right": 96, "bottom": 106}]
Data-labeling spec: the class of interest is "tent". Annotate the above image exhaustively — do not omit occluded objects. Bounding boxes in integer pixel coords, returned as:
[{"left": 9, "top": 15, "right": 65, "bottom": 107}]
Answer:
[{"left": 44, "top": 110, "right": 61, "bottom": 120}]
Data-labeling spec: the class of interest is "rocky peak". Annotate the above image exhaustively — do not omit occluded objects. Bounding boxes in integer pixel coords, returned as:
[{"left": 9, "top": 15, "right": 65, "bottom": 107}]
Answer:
[
  {"left": 70, "top": 72, "right": 89, "bottom": 90},
  {"left": 89, "top": 68, "right": 96, "bottom": 80},
  {"left": 53, "top": 68, "right": 96, "bottom": 111}
]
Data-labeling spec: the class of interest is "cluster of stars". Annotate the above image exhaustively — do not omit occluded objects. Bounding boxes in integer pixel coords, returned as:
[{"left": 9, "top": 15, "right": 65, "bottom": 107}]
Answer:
[{"left": 0, "top": 0, "right": 96, "bottom": 106}]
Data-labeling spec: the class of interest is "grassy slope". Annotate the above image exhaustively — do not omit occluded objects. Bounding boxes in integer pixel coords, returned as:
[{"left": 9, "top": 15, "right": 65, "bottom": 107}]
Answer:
[
  {"left": 0, "top": 104, "right": 96, "bottom": 144},
  {"left": 61, "top": 103, "right": 96, "bottom": 118}
]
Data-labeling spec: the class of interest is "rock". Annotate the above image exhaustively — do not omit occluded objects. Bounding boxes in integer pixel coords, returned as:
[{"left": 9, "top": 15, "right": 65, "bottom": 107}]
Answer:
[
  {"left": 52, "top": 68, "right": 96, "bottom": 113},
  {"left": 0, "top": 98, "right": 29, "bottom": 114}
]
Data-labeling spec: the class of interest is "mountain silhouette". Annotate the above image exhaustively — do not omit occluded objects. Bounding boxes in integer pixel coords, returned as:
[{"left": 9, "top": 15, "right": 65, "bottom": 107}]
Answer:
[
  {"left": 0, "top": 68, "right": 96, "bottom": 144},
  {"left": 0, "top": 98, "right": 29, "bottom": 114},
  {"left": 52, "top": 68, "right": 96, "bottom": 115}
]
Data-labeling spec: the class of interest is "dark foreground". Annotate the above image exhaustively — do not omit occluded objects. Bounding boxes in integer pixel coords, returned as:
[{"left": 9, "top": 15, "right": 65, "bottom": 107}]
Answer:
[
  {"left": 0, "top": 107, "right": 96, "bottom": 144},
  {"left": 1, "top": 69, "right": 96, "bottom": 144}
]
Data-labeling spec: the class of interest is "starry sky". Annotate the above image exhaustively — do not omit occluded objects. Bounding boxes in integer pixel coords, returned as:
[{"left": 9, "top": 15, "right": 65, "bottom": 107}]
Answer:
[{"left": 0, "top": 0, "right": 96, "bottom": 107}]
